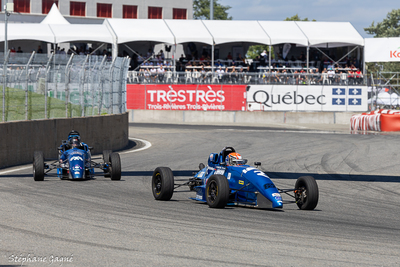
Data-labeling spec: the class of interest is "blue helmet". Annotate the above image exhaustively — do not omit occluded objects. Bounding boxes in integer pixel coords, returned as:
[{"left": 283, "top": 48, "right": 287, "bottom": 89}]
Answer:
[{"left": 68, "top": 130, "right": 80, "bottom": 142}]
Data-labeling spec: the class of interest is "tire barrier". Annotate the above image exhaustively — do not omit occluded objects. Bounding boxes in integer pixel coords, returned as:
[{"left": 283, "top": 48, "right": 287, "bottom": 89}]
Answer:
[{"left": 350, "top": 109, "right": 400, "bottom": 131}]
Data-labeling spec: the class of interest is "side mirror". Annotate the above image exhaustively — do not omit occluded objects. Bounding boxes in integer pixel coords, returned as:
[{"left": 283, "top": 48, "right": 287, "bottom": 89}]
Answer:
[
  {"left": 57, "top": 147, "right": 62, "bottom": 151},
  {"left": 199, "top": 163, "right": 205, "bottom": 170},
  {"left": 254, "top": 162, "right": 261, "bottom": 168},
  {"left": 89, "top": 146, "right": 93, "bottom": 151}
]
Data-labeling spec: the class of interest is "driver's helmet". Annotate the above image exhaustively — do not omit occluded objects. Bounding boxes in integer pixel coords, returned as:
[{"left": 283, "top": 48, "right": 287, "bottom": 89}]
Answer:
[
  {"left": 68, "top": 130, "right": 80, "bottom": 141},
  {"left": 225, "top": 152, "right": 245, "bottom": 166},
  {"left": 70, "top": 137, "right": 80, "bottom": 148}
]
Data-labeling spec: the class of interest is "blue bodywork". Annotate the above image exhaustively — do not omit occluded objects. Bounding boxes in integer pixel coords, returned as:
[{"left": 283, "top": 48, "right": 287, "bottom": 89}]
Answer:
[
  {"left": 192, "top": 148, "right": 283, "bottom": 209},
  {"left": 57, "top": 142, "right": 94, "bottom": 179}
]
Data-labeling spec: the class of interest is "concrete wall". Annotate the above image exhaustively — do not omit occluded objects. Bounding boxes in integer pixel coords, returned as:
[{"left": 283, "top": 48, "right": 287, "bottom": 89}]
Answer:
[
  {"left": 0, "top": 113, "right": 128, "bottom": 169},
  {"left": 129, "top": 110, "right": 354, "bottom": 125}
]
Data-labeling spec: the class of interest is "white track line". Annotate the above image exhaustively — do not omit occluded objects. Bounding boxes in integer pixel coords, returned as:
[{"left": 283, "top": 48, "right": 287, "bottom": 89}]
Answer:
[{"left": 0, "top": 138, "right": 152, "bottom": 175}]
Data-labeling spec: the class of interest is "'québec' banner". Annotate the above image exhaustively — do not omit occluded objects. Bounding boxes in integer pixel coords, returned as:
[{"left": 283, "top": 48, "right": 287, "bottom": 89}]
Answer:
[
  {"left": 246, "top": 85, "right": 368, "bottom": 111},
  {"left": 127, "top": 84, "right": 247, "bottom": 111}
]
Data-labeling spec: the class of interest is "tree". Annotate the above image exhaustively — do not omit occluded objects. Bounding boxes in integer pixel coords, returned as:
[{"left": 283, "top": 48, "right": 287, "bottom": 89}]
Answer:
[
  {"left": 364, "top": 9, "right": 400, "bottom": 75},
  {"left": 284, "top": 14, "right": 315, "bottom": 22},
  {"left": 364, "top": 9, "right": 400, "bottom": 37},
  {"left": 193, "top": 0, "right": 232, "bottom": 20}
]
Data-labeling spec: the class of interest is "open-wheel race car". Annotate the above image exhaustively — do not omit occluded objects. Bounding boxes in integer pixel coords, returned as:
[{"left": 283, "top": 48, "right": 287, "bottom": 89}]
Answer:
[
  {"left": 152, "top": 147, "right": 319, "bottom": 210},
  {"left": 33, "top": 130, "right": 121, "bottom": 181}
]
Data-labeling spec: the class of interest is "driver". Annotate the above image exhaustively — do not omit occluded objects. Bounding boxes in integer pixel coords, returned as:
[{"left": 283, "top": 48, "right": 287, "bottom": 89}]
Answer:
[{"left": 225, "top": 152, "right": 246, "bottom": 166}]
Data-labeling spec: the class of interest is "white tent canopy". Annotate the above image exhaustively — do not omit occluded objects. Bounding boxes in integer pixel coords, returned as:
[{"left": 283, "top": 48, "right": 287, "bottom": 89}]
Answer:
[
  {"left": 0, "top": 24, "right": 55, "bottom": 43},
  {"left": 202, "top": 20, "right": 271, "bottom": 45},
  {"left": 295, "top": 21, "right": 364, "bottom": 48},
  {"left": 258, "top": 21, "right": 308, "bottom": 46},
  {"left": 0, "top": 18, "right": 366, "bottom": 59},
  {"left": 49, "top": 24, "right": 113, "bottom": 43},
  {"left": 104, "top": 19, "right": 175, "bottom": 45},
  {"left": 40, "top": 4, "right": 70, "bottom": 25},
  {"left": 164, "top": 19, "right": 213, "bottom": 45}
]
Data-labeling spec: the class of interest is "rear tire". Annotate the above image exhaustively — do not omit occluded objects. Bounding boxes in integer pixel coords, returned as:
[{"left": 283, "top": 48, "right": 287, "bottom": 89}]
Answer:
[
  {"left": 295, "top": 176, "right": 319, "bottom": 210},
  {"left": 109, "top": 153, "right": 121, "bottom": 181},
  {"left": 33, "top": 151, "right": 44, "bottom": 181},
  {"left": 152, "top": 167, "right": 174, "bottom": 200},
  {"left": 206, "top": 174, "right": 229, "bottom": 208}
]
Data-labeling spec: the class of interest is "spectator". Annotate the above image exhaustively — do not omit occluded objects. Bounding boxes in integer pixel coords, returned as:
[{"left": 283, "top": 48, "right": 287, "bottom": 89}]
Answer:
[
  {"left": 226, "top": 52, "right": 233, "bottom": 60},
  {"left": 216, "top": 66, "right": 225, "bottom": 83},
  {"left": 16, "top": 47, "right": 23, "bottom": 53},
  {"left": 157, "top": 65, "right": 165, "bottom": 82}
]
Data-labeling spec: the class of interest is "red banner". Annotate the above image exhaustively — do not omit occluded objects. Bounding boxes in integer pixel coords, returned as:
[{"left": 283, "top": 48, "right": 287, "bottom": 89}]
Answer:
[{"left": 127, "top": 84, "right": 247, "bottom": 111}]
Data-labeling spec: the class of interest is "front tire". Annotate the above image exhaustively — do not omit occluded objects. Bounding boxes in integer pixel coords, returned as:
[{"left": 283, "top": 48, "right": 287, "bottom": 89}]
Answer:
[
  {"left": 295, "top": 176, "right": 319, "bottom": 210},
  {"left": 33, "top": 151, "right": 45, "bottom": 181},
  {"left": 206, "top": 174, "right": 229, "bottom": 208},
  {"left": 109, "top": 153, "right": 121, "bottom": 180},
  {"left": 152, "top": 167, "right": 174, "bottom": 200}
]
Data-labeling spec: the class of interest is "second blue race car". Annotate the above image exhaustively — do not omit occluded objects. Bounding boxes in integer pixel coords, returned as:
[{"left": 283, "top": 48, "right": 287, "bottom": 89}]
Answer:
[
  {"left": 152, "top": 147, "right": 319, "bottom": 210},
  {"left": 33, "top": 130, "right": 121, "bottom": 181}
]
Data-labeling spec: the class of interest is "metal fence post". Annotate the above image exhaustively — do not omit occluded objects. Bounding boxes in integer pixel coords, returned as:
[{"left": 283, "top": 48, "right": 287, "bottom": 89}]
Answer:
[
  {"left": 65, "top": 54, "right": 74, "bottom": 118},
  {"left": 24, "top": 52, "right": 36, "bottom": 120},
  {"left": 2, "top": 50, "right": 10, "bottom": 122},
  {"left": 97, "top": 55, "right": 107, "bottom": 116},
  {"left": 80, "top": 55, "right": 89, "bottom": 117},
  {"left": 44, "top": 53, "right": 54, "bottom": 119},
  {"left": 109, "top": 57, "right": 116, "bottom": 114}
]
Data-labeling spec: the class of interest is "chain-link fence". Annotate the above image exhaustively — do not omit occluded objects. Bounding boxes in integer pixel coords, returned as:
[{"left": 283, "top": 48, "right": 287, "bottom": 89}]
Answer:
[{"left": 1, "top": 52, "right": 130, "bottom": 122}]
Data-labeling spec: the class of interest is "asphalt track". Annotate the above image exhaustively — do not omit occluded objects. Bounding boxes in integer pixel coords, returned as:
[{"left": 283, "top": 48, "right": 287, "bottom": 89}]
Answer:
[{"left": 1, "top": 122, "right": 400, "bottom": 266}]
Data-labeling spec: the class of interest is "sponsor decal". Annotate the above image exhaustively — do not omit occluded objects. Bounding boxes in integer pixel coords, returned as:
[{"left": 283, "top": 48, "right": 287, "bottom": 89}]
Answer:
[
  {"left": 196, "top": 194, "right": 203, "bottom": 200},
  {"left": 264, "top": 183, "right": 276, "bottom": 189},
  {"left": 127, "top": 84, "right": 246, "bottom": 111},
  {"left": 198, "top": 171, "right": 205, "bottom": 178},
  {"left": 332, "top": 98, "right": 345, "bottom": 105},
  {"left": 332, "top": 88, "right": 346, "bottom": 95},
  {"left": 272, "top": 193, "right": 282, "bottom": 202},
  {"left": 349, "top": 88, "right": 362, "bottom": 95},
  {"left": 70, "top": 156, "right": 83, "bottom": 161},
  {"left": 242, "top": 167, "right": 270, "bottom": 178},
  {"left": 238, "top": 180, "right": 244, "bottom": 185},
  {"left": 227, "top": 173, "right": 231, "bottom": 180},
  {"left": 348, "top": 98, "right": 362, "bottom": 105},
  {"left": 390, "top": 49, "right": 400, "bottom": 58},
  {"left": 214, "top": 168, "right": 225, "bottom": 175},
  {"left": 252, "top": 90, "right": 326, "bottom": 107}
]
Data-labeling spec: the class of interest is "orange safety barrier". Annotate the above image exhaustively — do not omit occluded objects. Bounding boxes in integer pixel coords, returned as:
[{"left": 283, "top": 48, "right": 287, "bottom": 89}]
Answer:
[{"left": 350, "top": 109, "right": 400, "bottom": 132}]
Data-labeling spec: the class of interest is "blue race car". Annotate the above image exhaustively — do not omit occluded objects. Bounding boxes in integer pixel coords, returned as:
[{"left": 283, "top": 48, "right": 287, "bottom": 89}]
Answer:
[
  {"left": 152, "top": 147, "right": 319, "bottom": 210},
  {"left": 33, "top": 130, "right": 121, "bottom": 181}
]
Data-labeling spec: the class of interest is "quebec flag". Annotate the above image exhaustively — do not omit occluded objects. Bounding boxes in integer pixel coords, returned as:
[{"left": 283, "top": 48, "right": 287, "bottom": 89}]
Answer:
[
  {"left": 348, "top": 98, "right": 362, "bottom": 105},
  {"left": 349, "top": 88, "right": 362, "bottom": 95},
  {"left": 332, "top": 88, "right": 346, "bottom": 95},
  {"left": 332, "top": 98, "right": 345, "bottom": 105}
]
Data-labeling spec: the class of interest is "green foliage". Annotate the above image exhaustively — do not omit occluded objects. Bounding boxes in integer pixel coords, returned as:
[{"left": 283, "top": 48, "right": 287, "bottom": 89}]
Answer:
[
  {"left": 364, "top": 9, "right": 400, "bottom": 37},
  {"left": 364, "top": 9, "right": 400, "bottom": 75},
  {"left": 193, "top": 0, "right": 232, "bottom": 20},
  {"left": 284, "top": 14, "right": 315, "bottom": 22},
  {"left": 247, "top": 45, "right": 274, "bottom": 60}
]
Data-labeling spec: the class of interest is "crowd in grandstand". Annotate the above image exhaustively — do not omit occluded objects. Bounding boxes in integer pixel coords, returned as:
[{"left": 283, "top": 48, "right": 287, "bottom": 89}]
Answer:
[{"left": 128, "top": 48, "right": 364, "bottom": 85}]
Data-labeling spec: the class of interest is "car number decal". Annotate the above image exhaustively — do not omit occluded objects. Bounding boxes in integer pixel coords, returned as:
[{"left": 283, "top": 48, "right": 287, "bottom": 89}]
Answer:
[{"left": 215, "top": 169, "right": 225, "bottom": 175}]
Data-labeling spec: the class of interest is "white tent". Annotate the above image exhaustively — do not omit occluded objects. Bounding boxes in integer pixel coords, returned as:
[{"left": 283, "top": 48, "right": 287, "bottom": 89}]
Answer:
[
  {"left": 104, "top": 19, "right": 175, "bottom": 45},
  {"left": 295, "top": 21, "right": 364, "bottom": 48},
  {"left": 164, "top": 19, "right": 213, "bottom": 45},
  {"left": 258, "top": 21, "right": 308, "bottom": 46},
  {"left": 40, "top": 4, "right": 70, "bottom": 25},
  {"left": 0, "top": 24, "right": 55, "bottom": 43},
  {"left": 49, "top": 24, "right": 113, "bottom": 43},
  {"left": 201, "top": 20, "right": 270, "bottom": 45}
]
